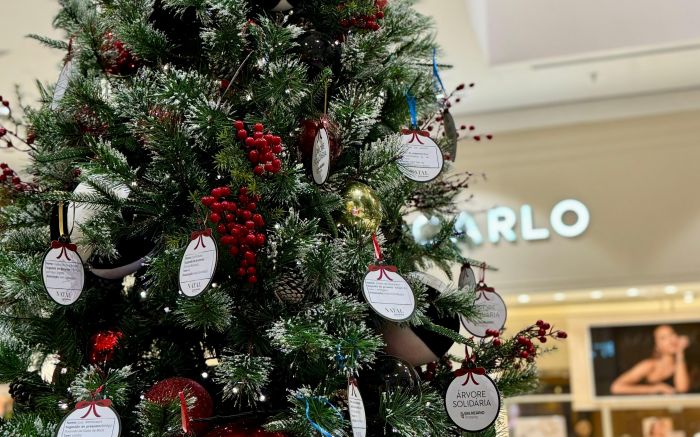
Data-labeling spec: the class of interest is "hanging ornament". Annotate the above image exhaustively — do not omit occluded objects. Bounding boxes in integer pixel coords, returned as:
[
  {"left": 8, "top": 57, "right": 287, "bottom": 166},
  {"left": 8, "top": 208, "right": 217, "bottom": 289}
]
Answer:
[
  {"left": 361, "top": 234, "right": 415, "bottom": 322},
  {"left": 145, "top": 377, "right": 213, "bottom": 436},
  {"left": 299, "top": 117, "right": 340, "bottom": 183},
  {"left": 339, "top": 182, "right": 383, "bottom": 233},
  {"left": 398, "top": 93, "right": 443, "bottom": 182},
  {"left": 274, "top": 270, "right": 305, "bottom": 304},
  {"left": 88, "top": 330, "right": 124, "bottom": 365},
  {"left": 442, "top": 109, "right": 458, "bottom": 162},
  {"left": 459, "top": 265, "right": 507, "bottom": 338},
  {"left": 42, "top": 202, "right": 84, "bottom": 306},
  {"left": 51, "top": 39, "right": 76, "bottom": 111},
  {"left": 445, "top": 357, "right": 500, "bottom": 432},
  {"left": 381, "top": 272, "right": 460, "bottom": 366},
  {"left": 179, "top": 228, "right": 218, "bottom": 298},
  {"left": 255, "top": 0, "right": 300, "bottom": 11},
  {"left": 458, "top": 263, "right": 477, "bottom": 290},
  {"left": 347, "top": 378, "right": 367, "bottom": 437},
  {"left": 56, "top": 387, "right": 122, "bottom": 437}
]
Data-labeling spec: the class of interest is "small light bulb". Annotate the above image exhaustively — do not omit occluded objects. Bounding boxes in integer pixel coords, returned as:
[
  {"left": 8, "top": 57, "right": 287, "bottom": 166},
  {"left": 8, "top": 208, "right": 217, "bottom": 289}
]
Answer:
[
  {"left": 164, "top": 307, "right": 171, "bottom": 313},
  {"left": 259, "top": 394, "right": 267, "bottom": 402},
  {"left": 140, "top": 291, "right": 147, "bottom": 299},
  {"left": 201, "top": 372, "right": 209, "bottom": 379},
  {"left": 232, "top": 386, "right": 239, "bottom": 394}
]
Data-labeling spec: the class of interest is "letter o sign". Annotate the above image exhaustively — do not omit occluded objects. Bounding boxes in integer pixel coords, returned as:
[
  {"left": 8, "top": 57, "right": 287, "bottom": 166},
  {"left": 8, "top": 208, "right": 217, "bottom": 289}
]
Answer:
[{"left": 550, "top": 199, "right": 590, "bottom": 238}]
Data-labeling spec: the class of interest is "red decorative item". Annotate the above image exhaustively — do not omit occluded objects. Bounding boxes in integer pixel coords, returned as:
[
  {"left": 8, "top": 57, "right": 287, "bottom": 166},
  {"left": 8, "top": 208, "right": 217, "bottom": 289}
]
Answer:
[
  {"left": 101, "top": 32, "right": 139, "bottom": 75},
  {"left": 0, "top": 162, "right": 34, "bottom": 192},
  {"left": 233, "top": 120, "right": 283, "bottom": 176},
  {"left": 298, "top": 118, "right": 340, "bottom": 169},
  {"left": 204, "top": 423, "right": 285, "bottom": 437},
  {"left": 200, "top": 186, "right": 266, "bottom": 284},
  {"left": 145, "top": 377, "right": 213, "bottom": 436},
  {"left": 88, "top": 329, "right": 124, "bottom": 364}
]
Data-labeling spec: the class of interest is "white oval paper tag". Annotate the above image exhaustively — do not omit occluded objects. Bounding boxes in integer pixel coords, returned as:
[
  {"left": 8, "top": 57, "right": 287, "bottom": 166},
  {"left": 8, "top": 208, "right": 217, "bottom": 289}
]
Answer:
[
  {"left": 445, "top": 371, "right": 500, "bottom": 432},
  {"left": 179, "top": 231, "right": 218, "bottom": 298},
  {"left": 460, "top": 288, "right": 507, "bottom": 338},
  {"left": 57, "top": 402, "right": 121, "bottom": 437},
  {"left": 312, "top": 127, "right": 331, "bottom": 185},
  {"left": 397, "top": 131, "right": 444, "bottom": 182},
  {"left": 42, "top": 242, "right": 84, "bottom": 306},
  {"left": 348, "top": 380, "right": 367, "bottom": 437},
  {"left": 51, "top": 58, "right": 75, "bottom": 110},
  {"left": 362, "top": 265, "right": 415, "bottom": 322}
]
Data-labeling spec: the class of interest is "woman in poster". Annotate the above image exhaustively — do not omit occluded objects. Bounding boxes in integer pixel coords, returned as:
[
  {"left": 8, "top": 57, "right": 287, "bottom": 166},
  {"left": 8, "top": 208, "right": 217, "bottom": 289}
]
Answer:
[{"left": 610, "top": 325, "right": 690, "bottom": 395}]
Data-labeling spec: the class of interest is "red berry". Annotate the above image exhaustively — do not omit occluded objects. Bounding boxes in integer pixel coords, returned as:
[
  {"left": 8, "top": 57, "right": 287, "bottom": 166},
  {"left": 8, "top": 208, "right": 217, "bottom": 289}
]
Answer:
[
  {"left": 272, "top": 159, "right": 282, "bottom": 171},
  {"left": 252, "top": 214, "right": 264, "bottom": 227},
  {"left": 538, "top": 329, "right": 546, "bottom": 337},
  {"left": 246, "top": 266, "right": 256, "bottom": 275},
  {"left": 245, "top": 220, "right": 255, "bottom": 230},
  {"left": 11, "top": 177, "right": 20, "bottom": 184},
  {"left": 237, "top": 267, "right": 246, "bottom": 276},
  {"left": 493, "top": 338, "right": 502, "bottom": 347},
  {"left": 247, "top": 275, "right": 257, "bottom": 284},
  {"left": 254, "top": 123, "right": 263, "bottom": 132},
  {"left": 216, "top": 224, "right": 227, "bottom": 234},
  {"left": 536, "top": 320, "right": 544, "bottom": 326},
  {"left": 237, "top": 129, "right": 247, "bottom": 139},
  {"left": 474, "top": 135, "right": 481, "bottom": 141},
  {"left": 517, "top": 336, "right": 527, "bottom": 345},
  {"left": 542, "top": 323, "right": 551, "bottom": 330},
  {"left": 244, "top": 251, "right": 256, "bottom": 263},
  {"left": 253, "top": 132, "right": 263, "bottom": 140},
  {"left": 376, "top": 11, "right": 384, "bottom": 19},
  {"left": 340, "top": 19, "right": 349, "bottom": 27},
  {"left": 233, "top": 120, "right": 244, "bottom": 130},
  {"left": 519, "top": 351, "right": 529, "bottom": 359},
  {"left": 486, "top": 134, "right": 493, "bottom": 140},
  {"left": 469, "top": 125, "right": 475, "bottom": 131},
  {"left": 0, "top": 175, "right": 6, "bottom": 182},
  {"left": 242, "top": 210, "right": 252, "bottom": 220},
  {"left": 245, "top": 234, "right": 257, "bottom": 245},
  {"left": 239, "top": 187, "right": 248, "bottom": 195},
  {"left": 220, "top": 186, "right": 232, "bottom": 197},
  {"left": 0, "top": 163, "right": 6, "bottom": 169},
  {"left": 271, "top": 136, "right": 282, "bottom": 146},
  {"left": 225, "top": 213, "right": 235, "bottom": 222},
  {"left": 247, "top": 202, "right": 256, "bottom": 211},
  {"left": 221, "top": 236, "right": 234, "bottom": 245},
  {"left": 539, "top": 336, "right": 547, "bottom": 343},
  {"left": 264, "top": 163, "right": 273, "bottom": 173},
  {"left": 3, "top": 168, "right": 12, "bottom": 175},
  {"left": 209, "top": 213, "right": 221, "bottom": 223},
  {"left": 245, "top": 137, "right": 256, "bottom": 148},
  {"left": 272, "top": 144, "right": 283, "bottom": 154},
  {"left": 0, "top": 128, "right": 7, "bottom": 137},
  {"left": 225, "top": 202, "right": 237, "bottom": 211},
  {"left": 557, "top": 331, "right": 568, "bottom": 339},
  {"left": 211, "top": 202, "right": 223, "bottom": 212},
  {"left": 254, "top": 165, "right": 265, "bottom": 176},
  {"left": 229, "top": 246, "right": 240, "bottom": 256},
  {"left": 201, "top": 196, "right": 216, "bottom": 207},
  {"left": 254, "top": 138, "right": 266, "bottom": 148},
  {"left": 248, "top": 150, "right": 259, "bottom": 163},
  {"left": 256, "top": 234, "right": 266, "bottom": 246}
]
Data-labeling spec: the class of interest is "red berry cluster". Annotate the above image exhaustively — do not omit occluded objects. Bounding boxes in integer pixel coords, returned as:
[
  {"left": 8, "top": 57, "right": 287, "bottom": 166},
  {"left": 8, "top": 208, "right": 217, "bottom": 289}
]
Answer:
[
  {"left": 338, "top": 0, "right": 386, "bottom": 31},
  {"left": 0, "top": 163, "right": 32, "bottom": 192},
  {"left": 201, "top": 186, "right": 266, "bottom": 284},
  {"left": 484, "top": 328, "right": 503, "bottom": 347},
  {"left": 102, "top": 32, "right": 139, "bottom": 75},
  {"left": 509, "top": 320, "right": 568, "bottom": 361},
  {"left": 233, "top": 120, "right": 283, "bottom": 176},
  {"left": 417, "top": 357, "right": 453, "bottom": 382}
]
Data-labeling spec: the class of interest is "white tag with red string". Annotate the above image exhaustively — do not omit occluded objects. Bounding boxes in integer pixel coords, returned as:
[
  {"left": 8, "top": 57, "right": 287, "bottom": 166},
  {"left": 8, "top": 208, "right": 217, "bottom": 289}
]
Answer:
[
  {"left": 42, "top": 202, "right": 84, "bottom": 306},
  {"left": 445, "top": 359, "right": 500, "bottom": 432},
  {"left": 347, "top": 378, "right": 367, "bottom": 437},
  {"left": 458, "top": 263, "right": 477, "bottom": 290},
  {"left": 397, "top": 129, "right": 444, "bottom": 183},
  {"left": 361, "top": 234, "right": 415, "bottom": 322},
  {"left": 57, "top": 391, "right": 121, "bottom": 437},
  {"left": 312, "top": 123, "right": 331, "bottom": 185},
  {"left": 179, "top": 228, "right": 218, "bottom": 298},
  {"left": 459, "top": 265, "right": 507, "bottom": 338}
]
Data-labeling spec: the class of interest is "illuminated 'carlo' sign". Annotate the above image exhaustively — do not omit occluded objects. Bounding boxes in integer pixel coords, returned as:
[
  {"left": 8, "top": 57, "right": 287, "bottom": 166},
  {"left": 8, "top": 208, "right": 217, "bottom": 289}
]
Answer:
[{"left": 413, "top": 199, "right": 591, "bottom": 245}]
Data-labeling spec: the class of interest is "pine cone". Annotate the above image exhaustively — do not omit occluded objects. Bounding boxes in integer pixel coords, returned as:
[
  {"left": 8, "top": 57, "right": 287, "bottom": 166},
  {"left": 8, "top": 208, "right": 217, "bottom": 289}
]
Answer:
[
  {"left": 274, "top": 272, "right": 305, "bottom": 304},
  {"left": 9, "top": 372, "right": 43, "bottom": 407}
]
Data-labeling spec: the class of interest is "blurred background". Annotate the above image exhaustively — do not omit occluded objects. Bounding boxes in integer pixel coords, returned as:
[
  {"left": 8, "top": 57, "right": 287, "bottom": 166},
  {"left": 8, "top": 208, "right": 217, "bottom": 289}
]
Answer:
[{"left": 2, "top": 1, "right": 700, "bottom": 435}]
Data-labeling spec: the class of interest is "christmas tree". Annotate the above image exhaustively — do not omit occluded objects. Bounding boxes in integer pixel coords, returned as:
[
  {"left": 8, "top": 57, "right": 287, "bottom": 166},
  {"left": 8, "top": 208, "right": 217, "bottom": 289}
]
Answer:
[{"left": 0, "top": 0, "right": 567, "bottom": 435}]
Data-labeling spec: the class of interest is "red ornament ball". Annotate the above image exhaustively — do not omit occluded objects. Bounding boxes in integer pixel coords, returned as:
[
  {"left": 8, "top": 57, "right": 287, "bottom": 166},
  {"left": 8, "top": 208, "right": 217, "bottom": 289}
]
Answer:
[
  {"left": 145, "top": 377, "right": 213, "bottom": 436},
  {"left": 89, "top": 330, "right": 123, "bottom": 364}
]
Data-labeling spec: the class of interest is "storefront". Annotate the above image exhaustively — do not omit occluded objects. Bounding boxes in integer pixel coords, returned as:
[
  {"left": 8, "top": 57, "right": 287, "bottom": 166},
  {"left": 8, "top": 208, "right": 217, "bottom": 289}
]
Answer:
[{"left": 427, "top": 109, "right": 700, "bottom": 437}]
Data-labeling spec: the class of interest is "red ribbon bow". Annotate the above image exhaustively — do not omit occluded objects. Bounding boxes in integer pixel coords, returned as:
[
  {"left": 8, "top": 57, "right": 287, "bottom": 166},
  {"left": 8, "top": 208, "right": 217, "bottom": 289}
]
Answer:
[
  {"left": 400, "top": 129, "right": 430, "bottom": 144},
  {"left": 51, "top": 240, "right": 77, "bottom": 261},
  {"left": 190, "top": 228, "right": 212, "bottom": 250},
  {"left": 475, "top": 282, "right": 496, "bottom": 301},
  {"left": 368, "top": 264, "right": 398, "bottom": 281},
  {"left": 349, "top": 377, "right": 358, "bottom": 396},
  {"left": 454, "top": 366, "right": 486, "bottom": 386},
  {"left": 75, "top": 398, "right": 112, "bottom": 418}
]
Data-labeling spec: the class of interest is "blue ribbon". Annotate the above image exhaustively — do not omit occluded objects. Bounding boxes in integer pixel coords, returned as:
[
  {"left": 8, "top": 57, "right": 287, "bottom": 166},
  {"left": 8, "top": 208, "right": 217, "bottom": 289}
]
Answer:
[
  {"left": 405, "top": 91, "right": 418, "bottom": 128},
  {"left": 301, "top": 396, "right": 342, "bottom": 437},
  {"left": 432, "top": 48, "right": 447, "bottom": 96}
]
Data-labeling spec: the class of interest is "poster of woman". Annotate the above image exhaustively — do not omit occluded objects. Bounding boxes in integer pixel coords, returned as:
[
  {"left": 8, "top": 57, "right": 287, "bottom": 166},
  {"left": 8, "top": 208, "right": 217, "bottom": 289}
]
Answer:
[{"left": 589, "top": 322, "right": 700, "bottom": 397}]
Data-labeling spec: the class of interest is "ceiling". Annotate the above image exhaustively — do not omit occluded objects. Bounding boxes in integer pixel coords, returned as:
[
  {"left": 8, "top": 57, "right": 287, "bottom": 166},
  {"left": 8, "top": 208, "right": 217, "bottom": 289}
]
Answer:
[{"left": 413, "top": 0, "right": 700, "bottom": 131}]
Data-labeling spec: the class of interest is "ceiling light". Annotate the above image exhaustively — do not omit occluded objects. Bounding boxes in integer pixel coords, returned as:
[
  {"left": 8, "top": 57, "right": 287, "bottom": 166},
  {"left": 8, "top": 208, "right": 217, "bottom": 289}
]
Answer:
[
  {"left": 517, "top": 294, "right": 531, "bottom": 304},
  {"left": 626, "top": 288, "right": 640, "bottom": 297},
  {"left": 664, "top": 285, "right": 678, "bottom": 295},
  {"left": 553, "top": 292, "right": 566, "bottom": 301},
  {"left": 590, "top": 290, "right": 603, "bottom": 300},
  {"left": 683, "top": 291, "right": 694, "bottom": 304}
]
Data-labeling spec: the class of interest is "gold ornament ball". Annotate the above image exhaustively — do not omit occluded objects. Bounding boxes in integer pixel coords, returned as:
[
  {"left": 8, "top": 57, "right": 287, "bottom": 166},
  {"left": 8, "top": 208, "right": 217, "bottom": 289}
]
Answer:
[{"left": 340, "top": 182, "right": 383, "bottom": 233}]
